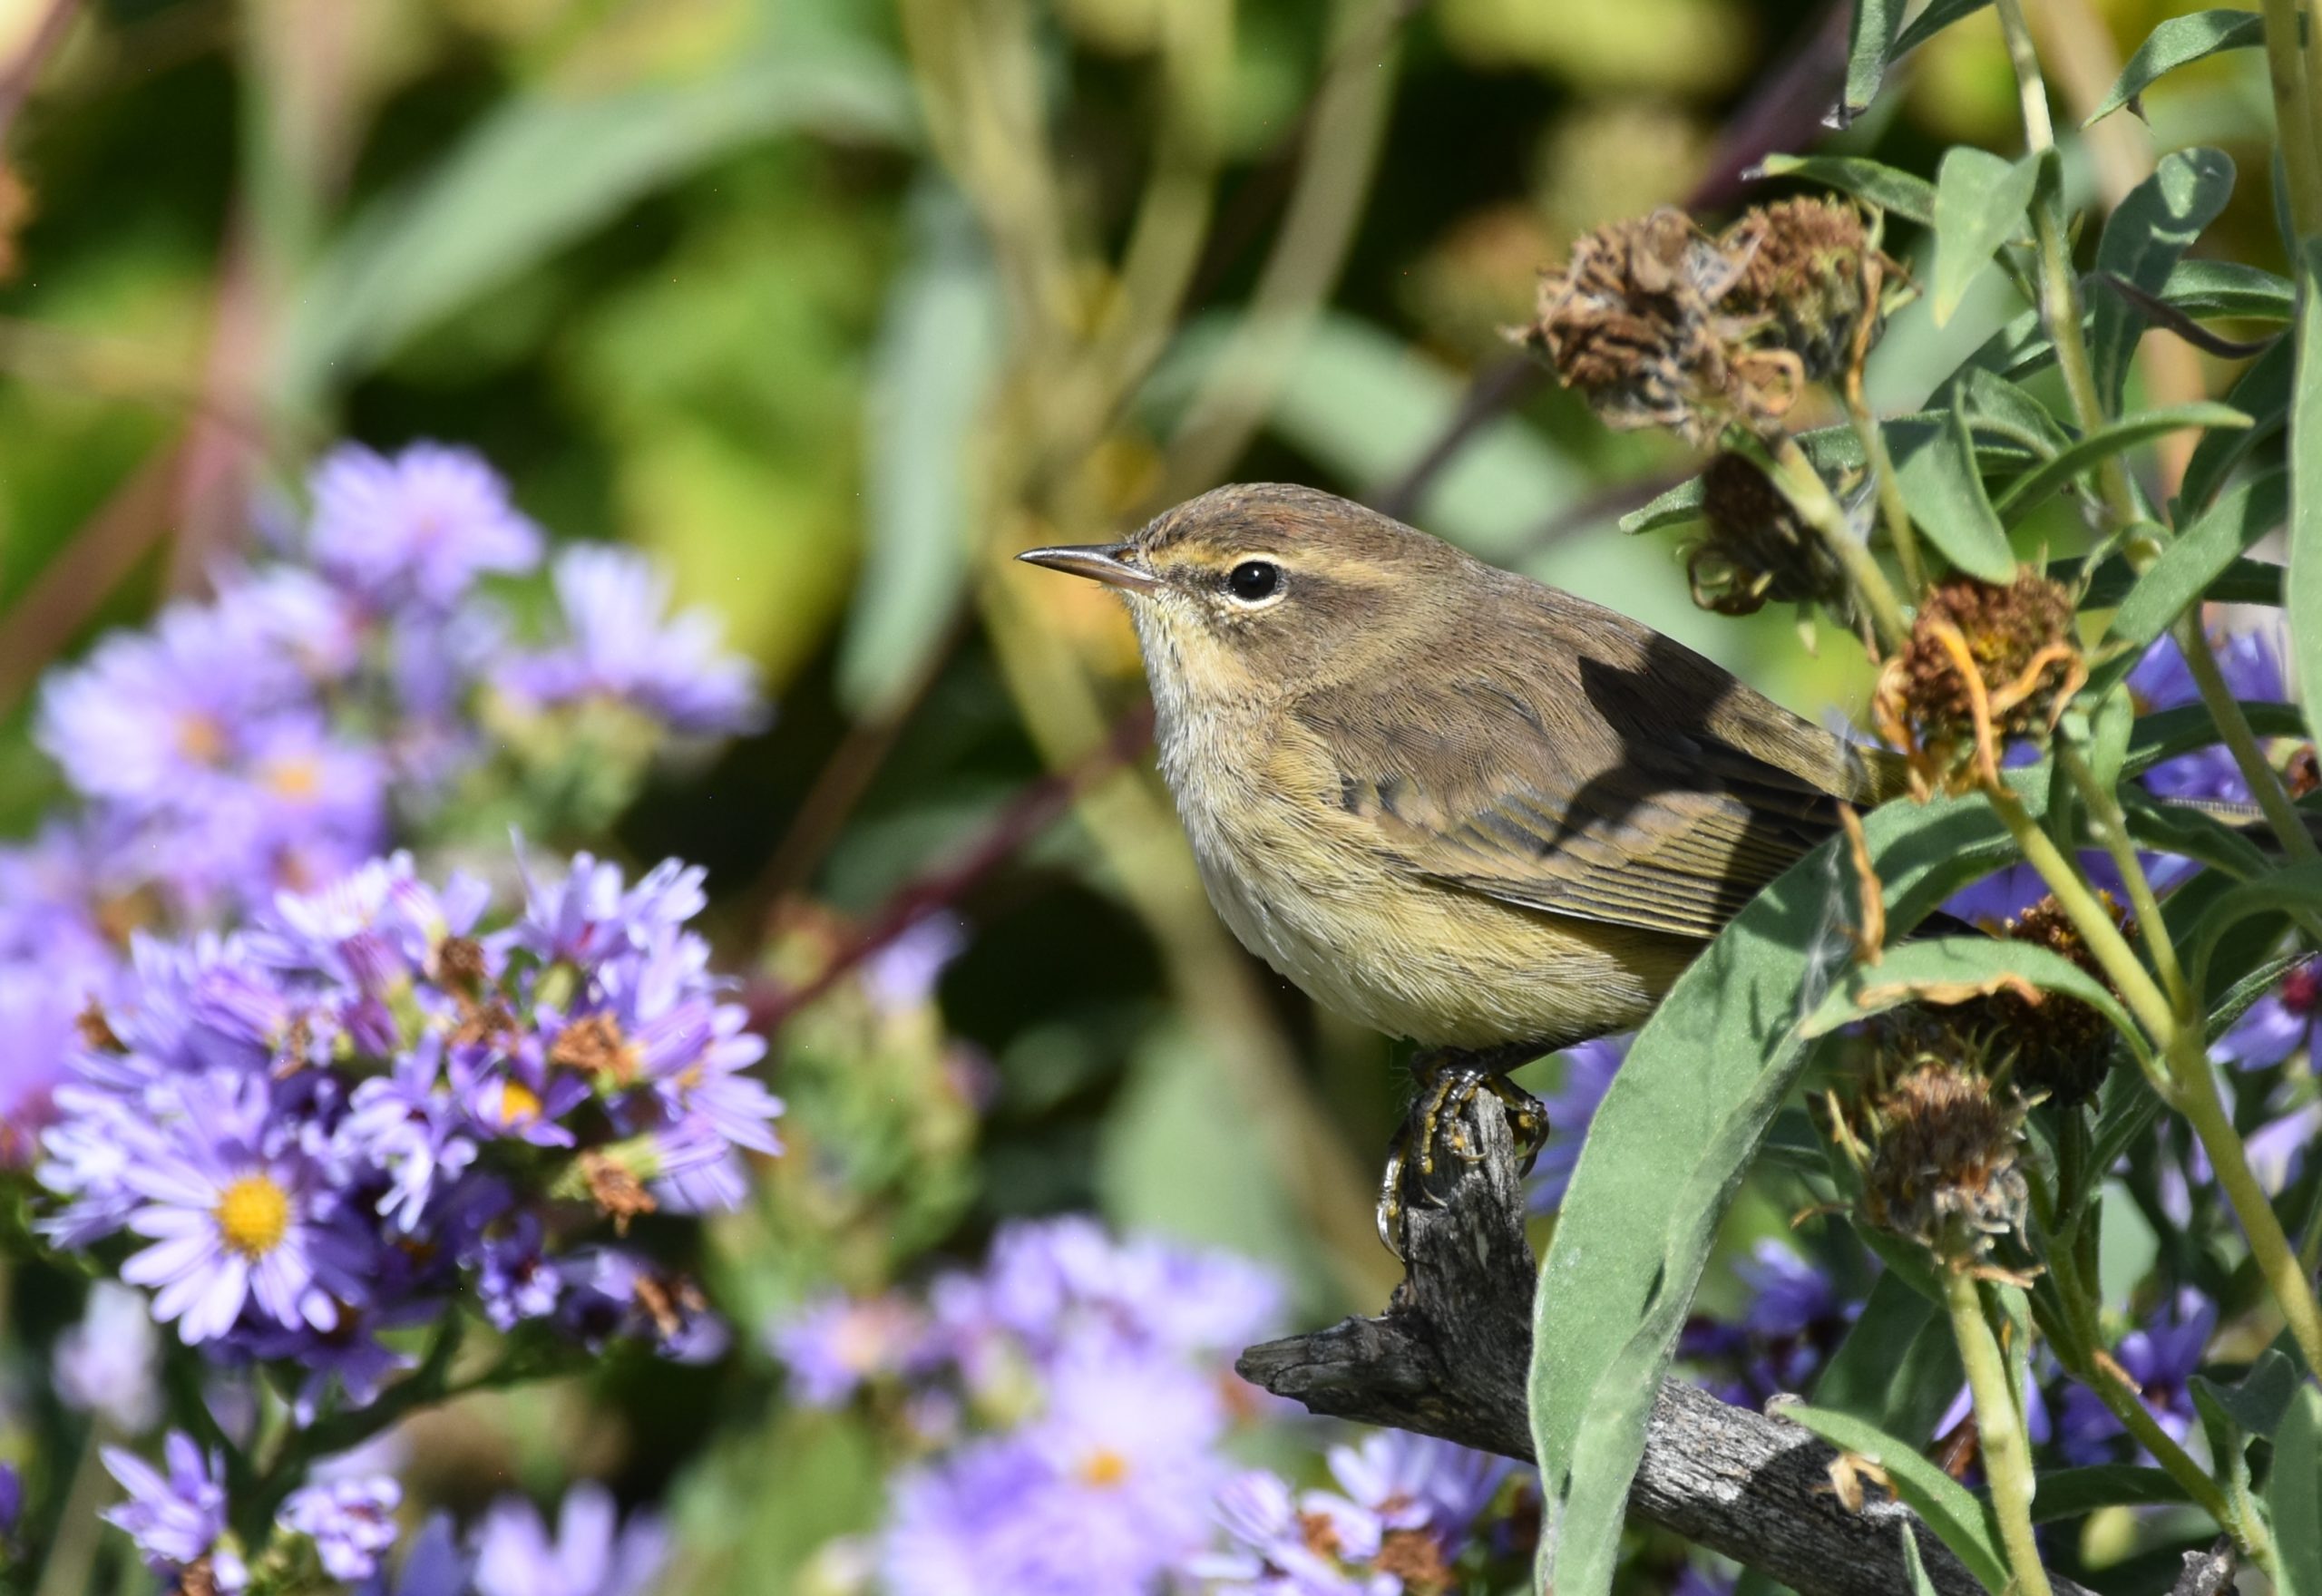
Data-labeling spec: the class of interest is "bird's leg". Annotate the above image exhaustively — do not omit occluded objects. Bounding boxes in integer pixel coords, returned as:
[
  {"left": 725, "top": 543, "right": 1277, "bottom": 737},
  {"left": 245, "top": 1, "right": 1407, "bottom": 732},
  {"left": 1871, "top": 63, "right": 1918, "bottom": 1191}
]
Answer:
[{"left": 1375, "top": 1044, "right": 1549, "bottom": 1259}]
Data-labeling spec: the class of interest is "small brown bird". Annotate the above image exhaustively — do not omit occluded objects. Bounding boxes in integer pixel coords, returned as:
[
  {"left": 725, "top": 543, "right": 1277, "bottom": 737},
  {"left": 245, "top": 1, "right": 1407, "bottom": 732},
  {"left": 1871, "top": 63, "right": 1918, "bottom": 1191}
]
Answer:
[{"left": 1020, "top": 482, "right": 1904, "bottom": 1235}]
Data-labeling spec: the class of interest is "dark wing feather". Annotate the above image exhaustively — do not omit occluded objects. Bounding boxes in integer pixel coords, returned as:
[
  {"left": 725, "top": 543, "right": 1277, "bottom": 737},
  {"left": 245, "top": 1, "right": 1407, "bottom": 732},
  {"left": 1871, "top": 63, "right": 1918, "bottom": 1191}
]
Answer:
[{"left": 1294, "top": 598, "right": 1866, "bottom": 940}]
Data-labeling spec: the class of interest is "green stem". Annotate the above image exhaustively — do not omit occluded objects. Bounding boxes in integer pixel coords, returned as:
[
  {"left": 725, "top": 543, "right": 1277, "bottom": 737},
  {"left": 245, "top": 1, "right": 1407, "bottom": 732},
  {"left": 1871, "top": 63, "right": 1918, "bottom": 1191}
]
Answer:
[
  {"left": 1845, "top": 381, "right": 1924, "bottom": 595},
  {"left": 34, "top": 1421, "right": 112, "bottom": 1596},
  {"left": 2263, "top": 0, "right": 2322, "bottom": 239},
  {"left": 1944, "top": 1270, "right": 2054, "bottom": 1596},
  {"left": 1766, "top": 434, "right": 1909, "bottom": 653},
  {"left": 1985, "top": 781, "right": 2174, "bottom": 1038},
  {"left": 1992, "top": 0, "right": 2135, "bottom": 520},
  {"left": 2174, "top": 615, "right": 2322, "bottom": 867},
  {"left": 2058, "top": 743, "right": 2190, "bottom": 1017}
]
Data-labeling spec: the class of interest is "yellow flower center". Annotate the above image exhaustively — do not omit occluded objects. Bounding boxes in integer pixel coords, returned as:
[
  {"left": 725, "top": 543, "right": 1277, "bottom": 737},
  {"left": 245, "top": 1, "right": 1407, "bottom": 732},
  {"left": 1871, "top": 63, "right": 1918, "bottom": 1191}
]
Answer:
[
  {"left": 1077, "top": 1448, "right": 1130, "bottom": 1488},
  {"left": 262, "top": 756, "right": 322, "bottom": 801},
  {"left": 177, "top": 713, "right": 229, "bottom": 765},
  {"left": 213, "top": 1173, "right": 291, "bottom": 1259},
  {"left": 498, "top": 1082, "right": 541, "bottom": 1124}
]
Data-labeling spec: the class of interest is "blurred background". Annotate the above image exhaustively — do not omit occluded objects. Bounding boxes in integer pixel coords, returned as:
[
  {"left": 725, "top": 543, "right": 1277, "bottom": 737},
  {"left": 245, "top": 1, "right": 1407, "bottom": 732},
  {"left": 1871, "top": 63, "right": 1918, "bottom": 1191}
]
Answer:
[{"left": 0, "top": 0, "right": 2293, "bottom": 1591}]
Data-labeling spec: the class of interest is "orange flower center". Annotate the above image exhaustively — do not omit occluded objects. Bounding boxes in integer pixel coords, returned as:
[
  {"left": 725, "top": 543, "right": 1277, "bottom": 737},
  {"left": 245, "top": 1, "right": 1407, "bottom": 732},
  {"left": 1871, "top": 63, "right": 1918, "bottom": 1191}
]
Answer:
[
  {"left": 1077, "top": 1448, "right": 1130, "bottom": 1488},
  {"left": 177, "top": 713, "right": 229, "bottom": 765},
  {"left": 213, "top": 1173, "right": 290, "bottom": 1259},
  {"left": 498, "top": 1082, "right": 541, "bottom": 1124},
  {"left": 262, "top": 756, "right": 322, "bottom": 801}
]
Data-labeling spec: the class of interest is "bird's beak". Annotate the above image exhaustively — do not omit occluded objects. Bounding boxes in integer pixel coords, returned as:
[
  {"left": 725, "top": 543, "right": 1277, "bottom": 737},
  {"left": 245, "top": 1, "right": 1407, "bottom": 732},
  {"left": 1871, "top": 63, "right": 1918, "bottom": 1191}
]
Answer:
[{"left": 1015, "top": 542, "right": 1162, "bottom": 594}]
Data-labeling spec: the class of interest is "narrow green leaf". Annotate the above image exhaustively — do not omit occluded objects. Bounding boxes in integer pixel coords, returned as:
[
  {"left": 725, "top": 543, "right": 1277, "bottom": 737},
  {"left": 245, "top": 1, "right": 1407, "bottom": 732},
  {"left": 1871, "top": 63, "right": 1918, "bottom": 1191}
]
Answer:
[
  {"left": 1899, "top": 404, "right": 2018, "bottom": 581},
  {"left": 2181, "top": 335, "right": 2292, "bottom": 513},
  {"left": 2092, "top": 149, "right": 2237, "bottom": 414},
  {"left": 1812, "top": 1272, "right": 1965, "bottom": 1444},
  {"left": 2104, "top": 468, "right": 2287, "bottom": 646},
  {"left": 2291, "top": 240, "right": 2322, "bottom": 750},
  {"left": 2025, "top": 1465, "right": 2190, "bottom": 1521},
  {"left": 1782, "top": 1405, "right": 2011, "bottom": 1593},
  {"left": 1897, "top": 1523, "right": 1942, "bottom": 1596},
  {"left": 2160, "top": 258, "right": 2296, "bottom": 322},
  {"left": 1843, "top": 0, "right": 1909, "bottom": 122},
  {"left": 275, "top": 44, "right": 915, "bottom": 408},
  {"left": 2273, "top": 1386, "right": 2322, "bottom": 1596},
  {"left": 2088, "top": 11, "right": 2265, "bottom": 125},
  {"left": 2072, "top": 551, "right": 2284, "bottom": 609},
  {"left": 1955, "top": 367, "right": 2073, "bottom": 458},
  {"left": 1932, "top": 149, "right": 2039, "bottom": 326},
  {"left": 1997, "top": 403, "right": 2250, "bottom": 525},
  {"left": 2121, "top": 791, "right": 2277, "bottom": 882},
  {"left": 1753, "top": 154, "right": 1937, "bottom": 228},
  {"left": 836, "top": 188, "right": 1001, "bottom": 718},
  {"left": 2193, "top": 1348, "right": 2300, "bottom": 1436},
  {"left": 2188, "top": 862, "right": 2322, "bottom": 994},
  {"left": 2124, "top": 702, "right": 2310, "bottom": 776},
  {"left": 1803, "top": 936, "right": 2150, "bottom": 1068},
  {"left": 1891, "top": 0, "right": 1992, "bottom": 63},
  {"left": 1530, "top": 778, "right": 2043, "bottom": 1596}
]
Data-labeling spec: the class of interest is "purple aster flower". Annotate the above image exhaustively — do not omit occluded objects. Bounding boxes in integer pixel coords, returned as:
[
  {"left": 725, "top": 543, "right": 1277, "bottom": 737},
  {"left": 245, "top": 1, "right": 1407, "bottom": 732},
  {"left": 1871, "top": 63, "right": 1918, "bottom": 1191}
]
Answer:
[
  {"left": 116, "top": 1071, "right": 351, "bottom": 1343},
  {"left": 2212, "top": 958, "right": 2322, "bottom": 1068},
  {"left": 771, "top": 1292, "right": 931, "bottom": 1406},
  {"left": 1192, "top": 1470, "right": 1392, "bottom": 1596},
  {"left": 0, "top": 821, "right": 120, "bottom": 974},
  {"left": 281, "top": 1474, "right": 402, "bottom": 1581},
  {"left": 102, "top": 1431, "right": 247, "bottom": 1591},
  {"left": 0, "top": 960, "right": 98, "bottom": 1167},
  {"left": 469, "top": 1209, "right": 563, "bottom": 1330},
  {"left": 558, "top": 1248, "right": 730, "bottom": 1363},
  {"left": 359, "top": 1513, "right": 470, "bottom": 1596},
  {"left": 308, "top": 443, "right": 542, "bottom": 610},
  {"left": 1682, "top": 1243, "right": 1859, "bottom": 1406},
  {"left": 1674, "top": 1569, "right": 1737, "bottom": 1596},
  {"left": 340, "top": 1040, "right": 480, "bottom": 1232},
  {"left": 1527, "top": 1035, "right": 1630, "bottom": 1212},
  {"left": 494, "top": 545, "right": 765, "bottom": 735},
  {"left": 2059, "top": 1289, "right": 2215, "bottom": 1464},
  {"left": 472, "top": 1483, "right": 668, "bottom": 1596},
  {"left": 506, "top": 852, "right": 706, "bottom": 969},
  {"left": 2129, "top": 626, "right": 2299, "bottom": 806},
  {"left": 55, "top": 1280, "right": 163, "bottom": 1433},
  {"left": 861, "top": 915, "right": 967, "bottom": 1016},
  {"left": 245, "top": 1305, "right": 424, "bottom": 1426},
  {"left": 1325, "top": 1428, "right": 1508, "bottom": 1547}
]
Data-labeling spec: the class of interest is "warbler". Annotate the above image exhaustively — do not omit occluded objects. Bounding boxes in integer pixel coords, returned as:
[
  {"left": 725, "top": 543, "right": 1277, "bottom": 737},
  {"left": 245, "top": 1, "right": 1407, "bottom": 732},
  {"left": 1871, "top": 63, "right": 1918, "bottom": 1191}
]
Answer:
[{"left": 1020, "top": 482, "right": 1906, "bottom": 1241}]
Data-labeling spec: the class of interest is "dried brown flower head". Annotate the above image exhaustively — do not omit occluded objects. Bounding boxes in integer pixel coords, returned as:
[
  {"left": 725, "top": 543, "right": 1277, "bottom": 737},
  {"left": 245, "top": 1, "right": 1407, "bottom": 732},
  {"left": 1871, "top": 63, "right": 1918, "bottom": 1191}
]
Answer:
[
  {"left": 1952, "top": 892, "right": 2128, "bottom": 1106},
  {"left": 1685, "top": 451, "right": 1850, "bottom": 616},
  {"left": 1874, "top": 572, "right": 2083, "bottom": 796},
  {"left": 578, "top": 1147, "right": 658, "bottom": 1235},
  {"left": 1517, "top": 208, "right": 1800, "bottom": 446},
  {"left": 1722, "top": 197, "right": 1901, "bottom": 384},
  {"left": 1845, "top": 1057, "right": 2029, "bottom": 1265}
]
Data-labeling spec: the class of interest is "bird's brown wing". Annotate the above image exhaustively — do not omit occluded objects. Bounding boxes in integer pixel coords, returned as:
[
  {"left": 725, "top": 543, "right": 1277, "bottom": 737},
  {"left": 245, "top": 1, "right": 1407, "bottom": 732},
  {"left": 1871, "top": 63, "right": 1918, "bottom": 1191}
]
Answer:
[{"left": 1292, "top": 629, "right": 1864, "bottom": 941}]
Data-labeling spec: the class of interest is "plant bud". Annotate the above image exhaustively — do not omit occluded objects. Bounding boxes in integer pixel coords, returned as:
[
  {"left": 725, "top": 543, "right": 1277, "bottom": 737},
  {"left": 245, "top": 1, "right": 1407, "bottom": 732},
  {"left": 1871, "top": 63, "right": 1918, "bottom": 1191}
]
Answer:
[
  {"left": 1875, "top": 572, "right": 2081, "bottom": 794},
  {"left": 1841, "top": 1056, "right": 2029, "bottom": 1266},
  {"left": 1721, "top": 197, "right": 1899, "bottom": 384},
  {"left": 1685, "top": 452, "right": 1850, "bottom": 616},
  {"left": 1954, "top": 893, "right": 2128, "bottom": 1107}
]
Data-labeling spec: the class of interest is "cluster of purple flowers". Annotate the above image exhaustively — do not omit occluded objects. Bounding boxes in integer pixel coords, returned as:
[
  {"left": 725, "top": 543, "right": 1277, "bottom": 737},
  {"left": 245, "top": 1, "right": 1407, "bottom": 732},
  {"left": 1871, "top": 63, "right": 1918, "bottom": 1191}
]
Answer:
[
  {"left": 0, "top": 441, "right": 765, "bottom": 1176},
  {"left": 1678, "top": 1241, "right": 1860, "bottom": 1410},
  {"left": 101, "top": 1435, "right": 667, "bottom": 1595},
  {"left": 772, "top": 1217, "right": 1524, "bottom": 1596}
]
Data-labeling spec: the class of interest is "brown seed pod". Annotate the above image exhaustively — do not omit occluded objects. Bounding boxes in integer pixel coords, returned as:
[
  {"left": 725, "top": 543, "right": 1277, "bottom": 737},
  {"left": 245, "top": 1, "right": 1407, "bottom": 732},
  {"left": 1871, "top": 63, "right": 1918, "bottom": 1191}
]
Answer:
[
  {"left": 1721, "top": 197, "right": 1902, "bottom": 385},
  {"left": 1952, "top": 892, "right": 2130, "bottom": 1107},
  {"left": 1684, "top": 451, "right": 1851, "bottom": 616},
  {"left": 1841, "top": 1056, "right": 2030, "bottom": 1266},
  {"left": 1874, "top": 572, "right": 2084, "bottom": 796}
]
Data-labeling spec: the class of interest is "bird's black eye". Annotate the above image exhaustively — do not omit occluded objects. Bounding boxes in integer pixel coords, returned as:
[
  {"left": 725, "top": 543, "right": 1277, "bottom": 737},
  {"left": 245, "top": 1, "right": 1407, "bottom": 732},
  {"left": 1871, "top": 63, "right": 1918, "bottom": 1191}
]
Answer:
[{"left": 1226, "top": 560, "right": 1281, "bottom": 602}]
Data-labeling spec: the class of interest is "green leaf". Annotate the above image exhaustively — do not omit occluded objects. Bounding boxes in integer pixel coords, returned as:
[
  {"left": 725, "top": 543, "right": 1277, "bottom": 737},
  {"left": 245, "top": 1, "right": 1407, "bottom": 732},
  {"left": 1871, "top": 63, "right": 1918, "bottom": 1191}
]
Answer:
[
  {"left": 2192, "top": 1348, "right": 2300, "bottom": 1437},
  {"left": 1998, "top": 402, "right": 2250, "bottom": 525},
  {"left": 2292, "top": 240, "right": 2322, "bottom": 750},
  {"left": 1529, "top": 778, "right": 2041, "bottom": 1596},
  {"left": 1781, "top": 1406, "right": 2011, "bottom": 1592},
  {"left": 1932, "top": 149, "right": 2040, "bottom": 326},
  {"left": 2088, "top": 10, "right": 2265, "bottom": 125},
  {"left": 2159, "top": 258, "right": 2296, "bottom": 323},
  {"left": 1802, "top": 936, "right": 2150, "bottom": 1068},
  {"left": 1899, "top": 404, "right": 2018, "bottom": 581},
  {"left": 835, "top": 187, "right": 1001, "bottom": 718},
  {"left": 2085, "top": 683, "right": 2135, "bottom": 793},
  {"left": 2181, "top": 335, "right": 2292, "bottom": 514},
  {"left": 2103, "top": 468, "right": 2287, "bottom": 647},
  {"left": 2073, "top": 551, "right": 2284, "bottom": 609},
  {"left": 1752, "top": 154, "right": 1936, "bottom": 227},
  {"left": 1842, "top": 0, "right": 1909, "bottom": 122},
  {"left": 2025, "top": 1465, "right": 2190, "bottom": 1521},
  {"left": 2274, "top": 1386, "right": 2322, "bottom": 1596},
  {"left": 1955, "top": 368, "right": 2073, "bottom": 459},
  {"left": 1891, "top": 0, "right": 1992, "bottom": 64},
  {"left": 2092, "top": 149, "right": 2237, "bottom": 414},
  {"left": 2124, "top": 702, "right": 2311, "bottom": 776},
  {"left": 2188, "top": 861, "right": 2322, "bottom": 994},
  {"left": 274, "top": 43, "right": 916, "bottom": 409},
  {"left": 2121, "top": 790, "right": 2276, "bottom": 882},
  {"left": 1812, "top": 1271, "right": 1966, "bottom": 1443},
  {"left": 1897, "top": 1521, "right": 1942, "bottom": 1596}
]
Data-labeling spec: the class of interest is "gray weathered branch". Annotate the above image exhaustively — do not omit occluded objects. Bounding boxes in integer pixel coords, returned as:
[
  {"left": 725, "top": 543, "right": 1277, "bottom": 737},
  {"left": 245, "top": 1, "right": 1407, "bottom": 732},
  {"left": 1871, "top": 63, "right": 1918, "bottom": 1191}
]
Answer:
[{"left": 1236, "top": 1086, "right": 2097, "bottom": 1596}]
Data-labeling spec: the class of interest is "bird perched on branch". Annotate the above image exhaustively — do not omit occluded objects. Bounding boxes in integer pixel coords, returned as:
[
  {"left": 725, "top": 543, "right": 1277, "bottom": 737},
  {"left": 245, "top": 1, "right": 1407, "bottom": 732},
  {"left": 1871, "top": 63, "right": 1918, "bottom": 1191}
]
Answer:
[{"left": 1020, "top": 482, "right": 1908, "bottom": 1249}]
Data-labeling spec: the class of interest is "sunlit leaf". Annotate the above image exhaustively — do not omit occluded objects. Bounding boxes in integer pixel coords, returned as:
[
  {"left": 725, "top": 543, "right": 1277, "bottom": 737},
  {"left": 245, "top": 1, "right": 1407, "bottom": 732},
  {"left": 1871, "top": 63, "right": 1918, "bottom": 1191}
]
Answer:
[
  {"left": 1842, "top": 0, "right": 1909, "bottom": 123},
  {"left": 2091, "top": 149, "right": 2236, "bottom": 414},
  {"left": 2087, "top": 10, "right": 2266, "bottom": 125},
  {"left": 2181, "top": 335, "right": 2291, "bottom": 514},
  {"left": 1781, "top": 1406, "right": 2010, "bottom": 1593},
  {"left": 1801, "top": 935, "right": 2148, "bottom": 1068},
  {"left": 2104, "top": 468, "right": 2286, "bottom": 647},
  {"left": 1994, "top": 402, "right": 2251, "bottom": 525},
  {"left": 1752, "top": 154, "right": 1935, "bottom": 227},
  {"left": 1898, "top": 404, "right": 2017, "bottom": 581},
  {"left": 1932, "top": 149, "right": 2038, "bottom": 326},
  {"left": 2276, "top": 1386, "right": 2322, "bottom": 1596}
]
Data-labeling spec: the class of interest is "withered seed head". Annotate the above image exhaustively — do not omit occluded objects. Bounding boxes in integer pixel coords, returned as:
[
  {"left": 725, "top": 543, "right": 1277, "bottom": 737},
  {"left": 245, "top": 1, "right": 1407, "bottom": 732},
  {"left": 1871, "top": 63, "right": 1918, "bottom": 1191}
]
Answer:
[
  {"left": 1852, "top": 1057, "right": 2029, "bottom": 1265},
  {"left": 1721, "top": 198, "right": 1899, "bottom": 384},
  {"left": 1953, "top": 893, "right": 2127, "bottom": 1107},
  {"left": 1685, "top": 451, "right": 1851, "bottom": 617},
  {"left": 1877, "top": 572, "right": 2081, "bottom": 795},
  {"left": 1517, "top": 208, "right": 1799, "bottom": 447}
]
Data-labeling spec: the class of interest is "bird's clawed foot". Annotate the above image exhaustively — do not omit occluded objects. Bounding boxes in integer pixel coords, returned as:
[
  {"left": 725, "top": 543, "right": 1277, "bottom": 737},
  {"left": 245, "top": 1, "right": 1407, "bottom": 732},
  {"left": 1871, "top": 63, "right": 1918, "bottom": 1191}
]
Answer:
[{"left": 1374, "top": 1046, "right": 1549, "bottom": 1260}]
